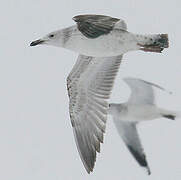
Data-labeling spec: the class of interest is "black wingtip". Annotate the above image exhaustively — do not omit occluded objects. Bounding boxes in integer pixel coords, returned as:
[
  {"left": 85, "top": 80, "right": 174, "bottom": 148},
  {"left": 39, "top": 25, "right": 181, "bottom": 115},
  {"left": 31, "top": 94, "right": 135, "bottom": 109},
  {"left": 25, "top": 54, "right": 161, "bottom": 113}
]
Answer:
[
  {"left": 127, "top": 145, "right": 151, "bottom": 175},
  {"left": 128, "top": 145, "right": 148, "bottom": 167},
  {"left": 146, "top": 166, "right": 151, "bottom": 175}
]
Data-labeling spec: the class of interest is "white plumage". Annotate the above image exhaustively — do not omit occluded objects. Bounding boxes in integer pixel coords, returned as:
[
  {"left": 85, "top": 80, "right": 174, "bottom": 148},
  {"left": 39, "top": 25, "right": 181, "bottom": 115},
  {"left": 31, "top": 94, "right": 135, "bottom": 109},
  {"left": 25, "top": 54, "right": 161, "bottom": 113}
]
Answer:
[
  {"left": 109, "top": 77, "right": 180, "bottom": 175},
  {"left": 30, "top": 14, "right": 169, "bottom": 56}
]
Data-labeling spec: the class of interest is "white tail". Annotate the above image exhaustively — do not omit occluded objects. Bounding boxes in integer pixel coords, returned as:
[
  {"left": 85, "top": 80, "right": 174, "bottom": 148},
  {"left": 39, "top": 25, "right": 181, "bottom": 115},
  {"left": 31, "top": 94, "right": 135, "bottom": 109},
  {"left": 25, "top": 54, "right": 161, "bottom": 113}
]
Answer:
[
  {"left": 135, "top": 34, "right": 169, "bottom": 53},
  {"left": 159, "top": 108, "right": 181, "bottom": 120}
]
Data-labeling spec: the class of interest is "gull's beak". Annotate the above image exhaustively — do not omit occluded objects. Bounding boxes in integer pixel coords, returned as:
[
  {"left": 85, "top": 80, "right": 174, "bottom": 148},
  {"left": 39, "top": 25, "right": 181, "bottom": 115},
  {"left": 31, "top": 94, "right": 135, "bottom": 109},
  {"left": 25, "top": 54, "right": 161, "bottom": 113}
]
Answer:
[{"left": 30, "top": 39, "right": 45, "bottom": 46}]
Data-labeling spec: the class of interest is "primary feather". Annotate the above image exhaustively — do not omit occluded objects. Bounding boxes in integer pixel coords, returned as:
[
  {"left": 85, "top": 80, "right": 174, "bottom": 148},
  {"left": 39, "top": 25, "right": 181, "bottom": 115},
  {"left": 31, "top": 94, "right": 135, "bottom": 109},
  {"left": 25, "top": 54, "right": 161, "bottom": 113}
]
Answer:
[{"left": 67, "top": 55, "right": 122, "bottom": 173}]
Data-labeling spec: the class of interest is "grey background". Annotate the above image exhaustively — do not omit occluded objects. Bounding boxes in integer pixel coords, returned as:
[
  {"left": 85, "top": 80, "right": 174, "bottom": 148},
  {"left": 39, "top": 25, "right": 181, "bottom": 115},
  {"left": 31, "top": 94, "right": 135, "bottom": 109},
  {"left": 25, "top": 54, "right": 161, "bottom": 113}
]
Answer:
[{"left": 0, "top": 0, "right": 181, "bottom": 179}]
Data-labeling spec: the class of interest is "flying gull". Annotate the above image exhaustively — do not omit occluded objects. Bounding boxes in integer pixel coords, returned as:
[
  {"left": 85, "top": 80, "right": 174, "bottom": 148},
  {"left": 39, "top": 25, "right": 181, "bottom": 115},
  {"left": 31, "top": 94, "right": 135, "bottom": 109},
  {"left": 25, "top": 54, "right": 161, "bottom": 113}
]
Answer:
[
  {"left": 108, "top": 77, "right": 180, "bottom": 175},
  {"left": 30, "top": 14, "right": 169, "bottom": 173},
  {"left": 30, "top": 14, "right": 169, "bottom": 56}
]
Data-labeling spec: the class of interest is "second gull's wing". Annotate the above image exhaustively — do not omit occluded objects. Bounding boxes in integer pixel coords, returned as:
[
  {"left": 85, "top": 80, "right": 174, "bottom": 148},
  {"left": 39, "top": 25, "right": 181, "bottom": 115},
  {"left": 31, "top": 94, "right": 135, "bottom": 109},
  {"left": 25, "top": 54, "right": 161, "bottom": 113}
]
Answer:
[
  {"left": 123, "top": 77, "right": 168, "bottom": 105},
  {"left": 113, "top": 117, "right": 151, "bottom": 175}
]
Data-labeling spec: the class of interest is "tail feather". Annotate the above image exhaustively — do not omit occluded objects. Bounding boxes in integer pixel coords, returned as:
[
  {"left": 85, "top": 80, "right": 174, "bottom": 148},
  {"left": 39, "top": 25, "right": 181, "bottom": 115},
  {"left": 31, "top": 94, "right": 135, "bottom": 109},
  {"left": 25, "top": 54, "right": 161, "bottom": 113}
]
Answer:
[
  {"left": 137, "top": 34, "right": 169, "bottom": 53},
  {"left": 157, "top": 34, "right": 169, "bottom": 48},
  {"left": 160, "top": 109, "right": 181, "bottom": 120},
  {"left": 162, "top": 114, "right": 176, "bottom": 120}
]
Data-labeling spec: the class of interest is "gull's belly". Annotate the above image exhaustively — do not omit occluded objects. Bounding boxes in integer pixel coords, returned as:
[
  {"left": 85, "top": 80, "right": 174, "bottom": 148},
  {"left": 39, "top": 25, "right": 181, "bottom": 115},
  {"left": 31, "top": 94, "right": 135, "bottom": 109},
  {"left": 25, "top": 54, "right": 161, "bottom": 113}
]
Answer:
[
  {"left": 122, "top": 105, "right": 161, "bottom": 122},
  {"left": 66, "top": 30, "right": 139, "bottom": 57}
]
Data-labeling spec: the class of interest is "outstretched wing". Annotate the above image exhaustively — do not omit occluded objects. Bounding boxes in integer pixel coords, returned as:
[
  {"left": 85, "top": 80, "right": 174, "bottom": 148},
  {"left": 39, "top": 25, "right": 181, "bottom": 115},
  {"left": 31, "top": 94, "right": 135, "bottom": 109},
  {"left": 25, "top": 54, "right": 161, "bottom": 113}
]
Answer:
[
  {"left": 124, "top": 77, "right": 168, "bottom": 105},
  {"left": 113, "top": 119, "right": 151, "bottom": 175},
  {"left": 73, "top": 14, "right": 127, "bottom": 38},
  {"left": 67, "top": 55, "right": 122, "bottom": 173}
]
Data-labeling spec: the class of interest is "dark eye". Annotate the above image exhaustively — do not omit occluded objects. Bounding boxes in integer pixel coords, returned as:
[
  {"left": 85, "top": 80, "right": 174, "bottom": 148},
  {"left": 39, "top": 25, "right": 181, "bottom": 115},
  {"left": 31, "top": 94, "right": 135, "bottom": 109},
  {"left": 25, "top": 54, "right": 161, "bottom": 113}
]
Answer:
[{"left": 49, "top": 34, "right": 54, "bottom": 38}]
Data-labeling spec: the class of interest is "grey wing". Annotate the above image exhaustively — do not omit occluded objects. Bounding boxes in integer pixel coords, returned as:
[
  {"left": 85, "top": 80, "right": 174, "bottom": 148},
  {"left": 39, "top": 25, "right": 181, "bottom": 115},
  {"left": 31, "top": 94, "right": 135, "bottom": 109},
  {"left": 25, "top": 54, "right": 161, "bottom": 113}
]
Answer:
[
  {"left": 124, "top": 77, "right": 169, "bottom": 105},
  {"left": 124, "top": 77, "right": 155, "bottom": 105},
  {"left": 113, "top": 118, "right": 151, "bottom": 175},
  {"left": 67, "top": 55, "right": 122, "bottom": 173},
  {"left": 72, "top": 14, "right": 127, "bottom": 38}
]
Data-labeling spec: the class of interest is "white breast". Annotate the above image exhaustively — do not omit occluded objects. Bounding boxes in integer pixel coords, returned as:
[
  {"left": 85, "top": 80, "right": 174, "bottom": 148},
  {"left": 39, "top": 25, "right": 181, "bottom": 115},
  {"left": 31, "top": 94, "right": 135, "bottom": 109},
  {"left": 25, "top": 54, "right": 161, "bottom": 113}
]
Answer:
[
  {"left": 65, "top": 28, "right": 139, "bottom": 57},
  {"left": 121, "top": 104, "right": 161, "bottom": 122}
]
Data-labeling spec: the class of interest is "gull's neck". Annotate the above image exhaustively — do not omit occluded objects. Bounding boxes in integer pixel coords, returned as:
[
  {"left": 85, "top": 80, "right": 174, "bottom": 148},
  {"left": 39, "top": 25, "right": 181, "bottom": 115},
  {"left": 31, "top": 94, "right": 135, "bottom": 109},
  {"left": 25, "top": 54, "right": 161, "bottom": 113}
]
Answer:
[{"left": 53, "top": 25, "right": 78, "bottom": 48}]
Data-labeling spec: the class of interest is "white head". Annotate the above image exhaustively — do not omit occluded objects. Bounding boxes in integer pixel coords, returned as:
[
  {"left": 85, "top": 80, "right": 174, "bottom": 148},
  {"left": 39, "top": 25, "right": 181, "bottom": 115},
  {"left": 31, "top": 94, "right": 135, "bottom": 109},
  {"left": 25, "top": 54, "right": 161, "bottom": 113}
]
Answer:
[{"left": 30, "top": 29, "right": 66, "bottom": 47}]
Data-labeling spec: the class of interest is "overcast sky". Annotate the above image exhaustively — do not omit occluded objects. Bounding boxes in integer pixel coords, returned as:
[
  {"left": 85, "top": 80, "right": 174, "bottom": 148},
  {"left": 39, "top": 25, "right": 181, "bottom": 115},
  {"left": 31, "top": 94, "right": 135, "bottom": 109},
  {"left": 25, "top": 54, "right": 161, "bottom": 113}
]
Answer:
[{"left": 0, "top": 0, "right": 181, "bottom": 179}]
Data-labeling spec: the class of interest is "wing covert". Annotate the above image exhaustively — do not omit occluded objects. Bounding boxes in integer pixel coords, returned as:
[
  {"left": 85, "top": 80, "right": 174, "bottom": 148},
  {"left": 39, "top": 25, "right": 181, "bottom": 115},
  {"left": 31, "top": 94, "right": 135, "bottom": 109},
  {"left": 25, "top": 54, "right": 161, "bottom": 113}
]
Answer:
[{"left": 73, "top": 14, "right": 126, "bottom": 38}]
